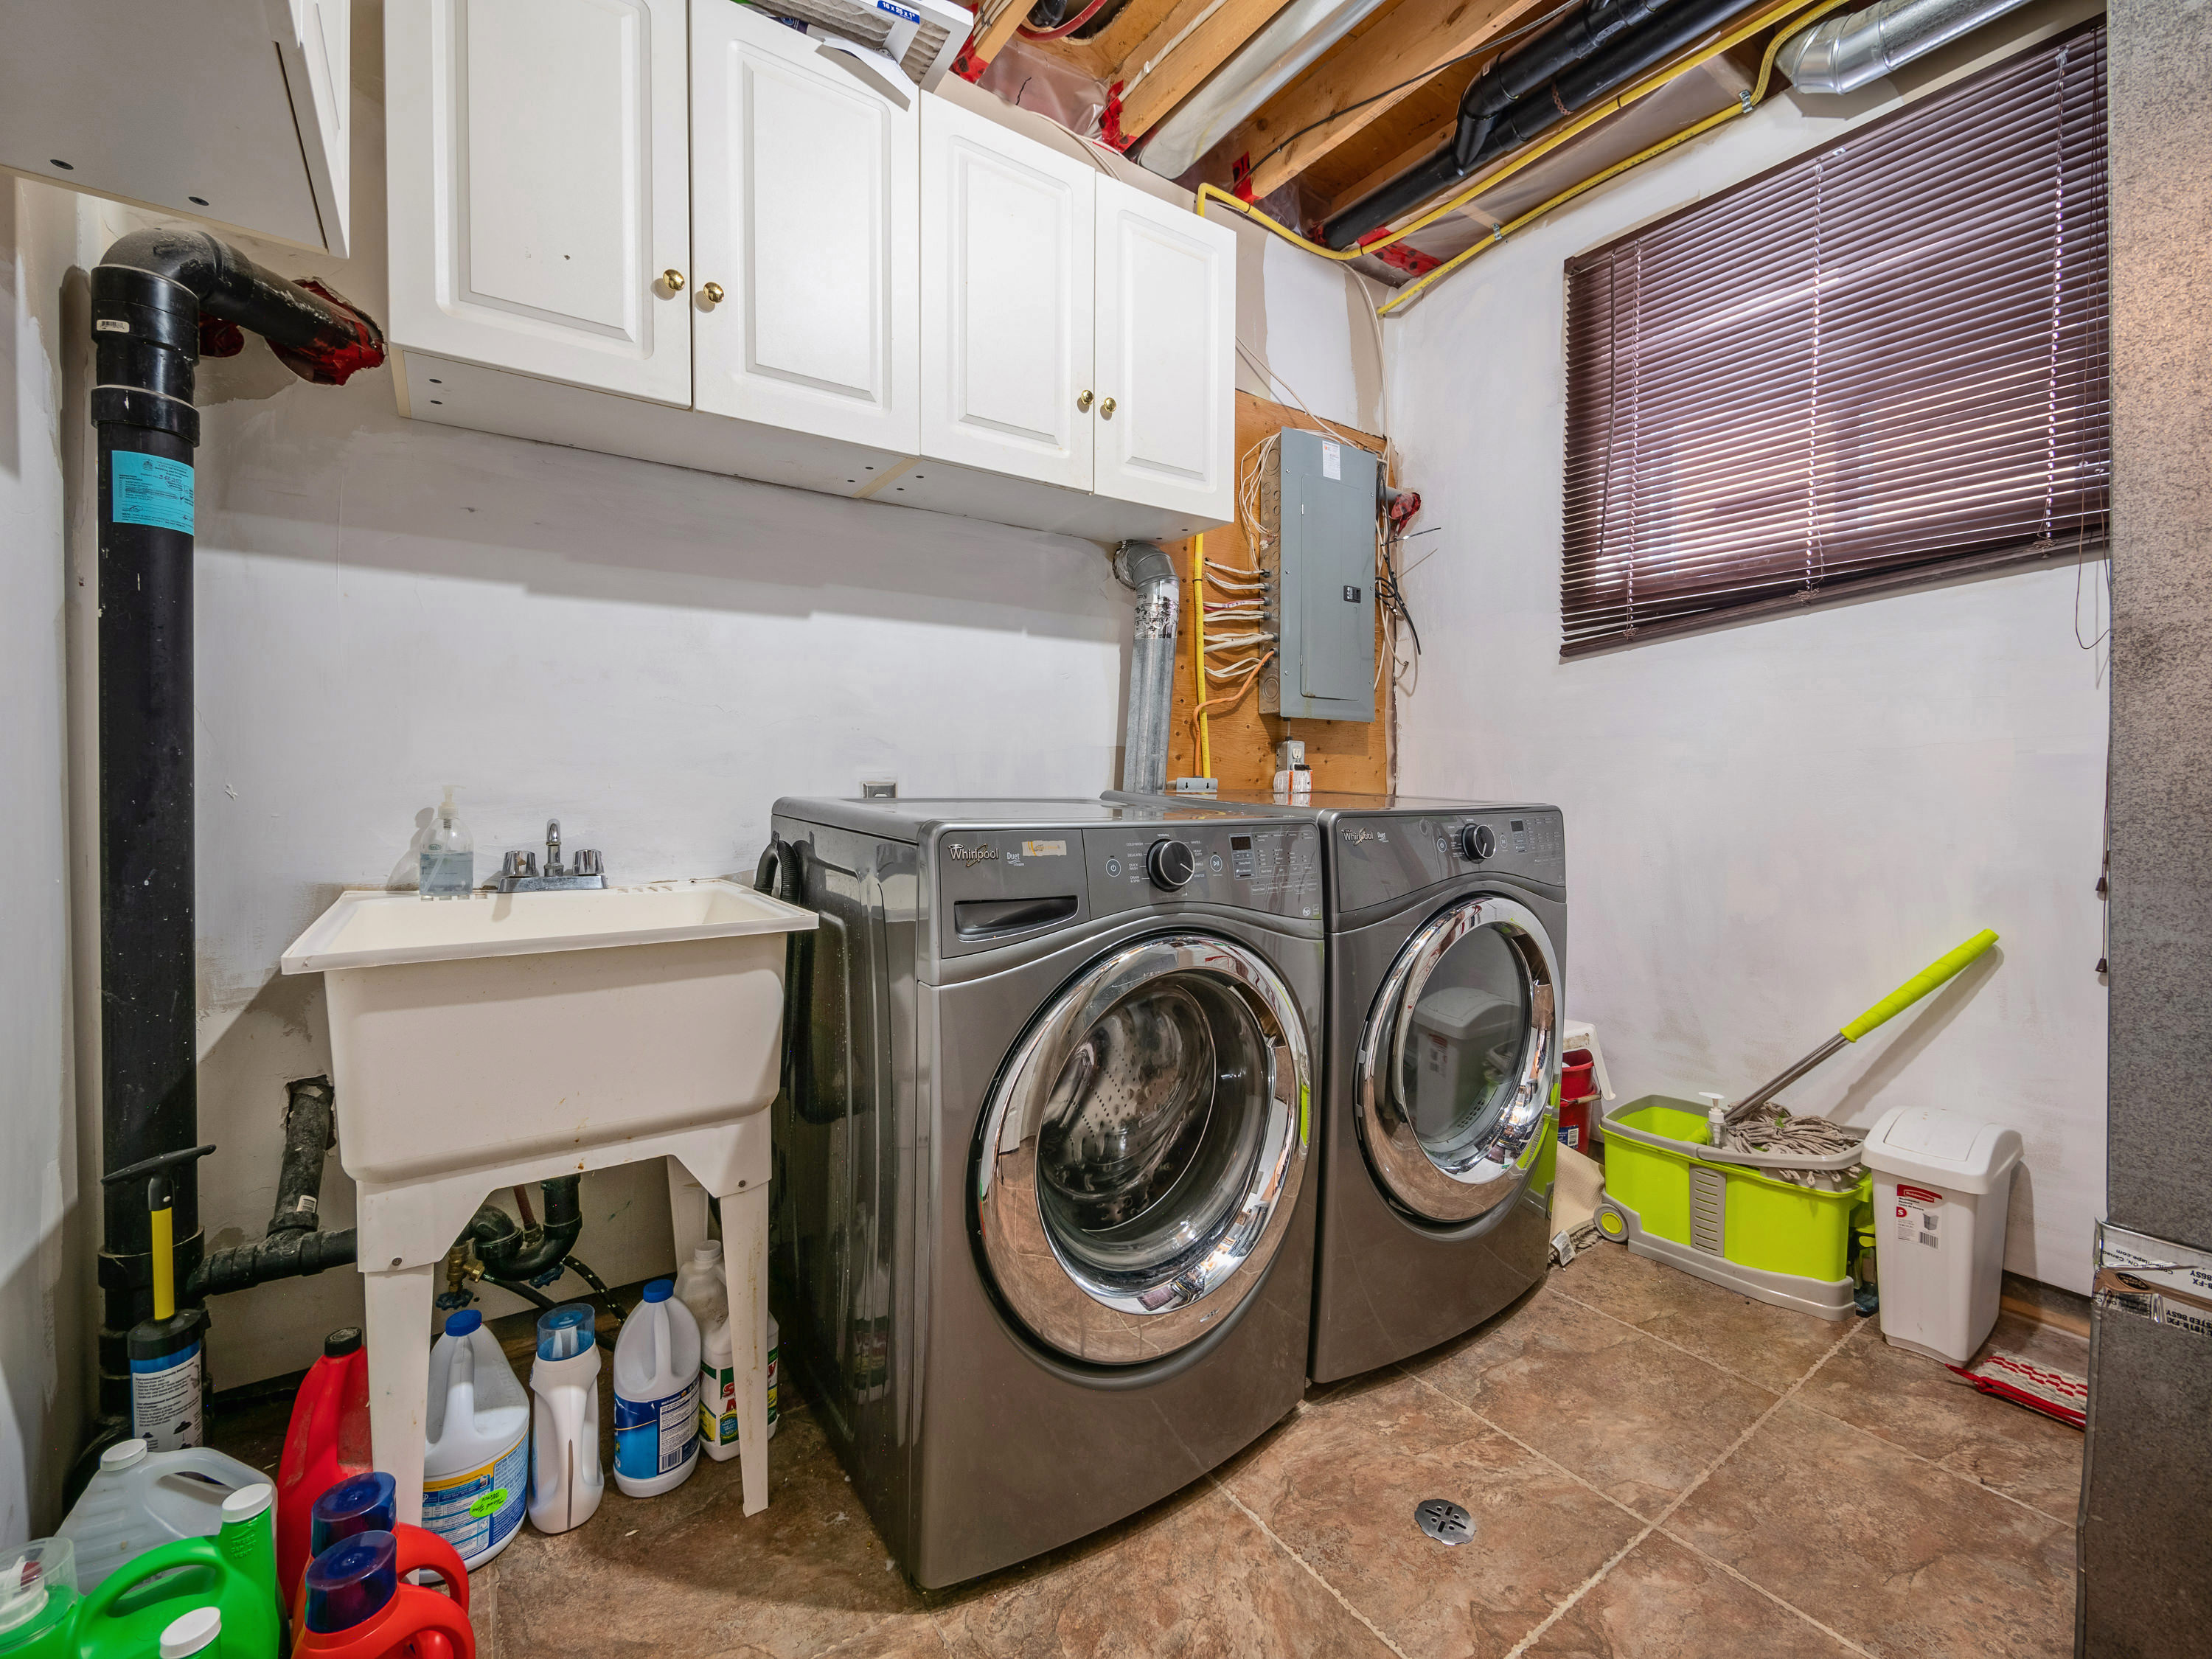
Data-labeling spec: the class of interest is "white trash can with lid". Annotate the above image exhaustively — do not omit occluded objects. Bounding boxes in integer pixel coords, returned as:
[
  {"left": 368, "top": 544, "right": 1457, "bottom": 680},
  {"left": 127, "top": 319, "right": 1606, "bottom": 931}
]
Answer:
[{"left": 1863, "top": 1105, "right": 2023, "bottom": 1364}]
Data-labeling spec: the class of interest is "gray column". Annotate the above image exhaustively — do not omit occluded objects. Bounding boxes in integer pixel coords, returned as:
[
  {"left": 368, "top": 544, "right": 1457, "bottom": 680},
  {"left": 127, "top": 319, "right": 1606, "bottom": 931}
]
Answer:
[{"left": 2082, "top": 2, "right": 2212, "bottom": 1653}]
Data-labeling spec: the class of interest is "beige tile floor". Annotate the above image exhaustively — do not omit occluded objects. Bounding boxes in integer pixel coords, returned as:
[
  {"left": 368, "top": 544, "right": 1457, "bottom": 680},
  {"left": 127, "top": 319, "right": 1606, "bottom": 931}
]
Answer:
[{"left": 214, "top": 1245, "right": 2086, "bottom": 1659}]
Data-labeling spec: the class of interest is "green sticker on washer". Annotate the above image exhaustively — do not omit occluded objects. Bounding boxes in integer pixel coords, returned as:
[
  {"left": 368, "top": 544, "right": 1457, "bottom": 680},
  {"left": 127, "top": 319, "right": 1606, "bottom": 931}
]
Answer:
[{"left": 111, "top": 451, "right": 195, "bottom": 534}]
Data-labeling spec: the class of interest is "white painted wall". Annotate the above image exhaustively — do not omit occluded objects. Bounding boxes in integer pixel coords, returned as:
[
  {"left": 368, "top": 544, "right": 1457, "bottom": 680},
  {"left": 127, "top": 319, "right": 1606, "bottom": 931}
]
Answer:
[
  {"left": 1387, "top": 0, "right": 2109, "bottom": 1291},
  {"left": 0, "top": 176, "right": 88, "bottom": 1541}
]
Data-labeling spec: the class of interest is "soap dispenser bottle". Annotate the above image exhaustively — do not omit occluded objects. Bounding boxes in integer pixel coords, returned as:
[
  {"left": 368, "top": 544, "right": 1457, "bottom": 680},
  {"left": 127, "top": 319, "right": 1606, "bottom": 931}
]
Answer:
[{"left": 419, "top": 789, "right": 473, "bottom": 898}]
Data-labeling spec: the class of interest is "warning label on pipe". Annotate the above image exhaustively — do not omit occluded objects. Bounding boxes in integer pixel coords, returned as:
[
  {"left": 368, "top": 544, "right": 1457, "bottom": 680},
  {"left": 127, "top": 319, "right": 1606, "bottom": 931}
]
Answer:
[{"left": 112, "top": 451, "right": 195, "bottom": 535}]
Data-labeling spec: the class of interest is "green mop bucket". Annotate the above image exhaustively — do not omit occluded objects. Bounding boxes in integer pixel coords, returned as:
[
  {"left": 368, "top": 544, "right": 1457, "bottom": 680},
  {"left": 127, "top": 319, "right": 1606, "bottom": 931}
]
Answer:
[{"left": 1594, "top": 1097, "right": 1870, "bottom": 1320}]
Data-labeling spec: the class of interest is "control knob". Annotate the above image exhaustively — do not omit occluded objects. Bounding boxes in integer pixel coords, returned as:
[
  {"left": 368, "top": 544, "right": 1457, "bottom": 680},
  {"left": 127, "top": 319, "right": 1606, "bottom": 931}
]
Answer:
[
  {"left": 1147, "top": 838, "right": 1197, "bottom": 891},
  {"left": 1460, "top": 824, "right": 1497, "bottom": 863}
]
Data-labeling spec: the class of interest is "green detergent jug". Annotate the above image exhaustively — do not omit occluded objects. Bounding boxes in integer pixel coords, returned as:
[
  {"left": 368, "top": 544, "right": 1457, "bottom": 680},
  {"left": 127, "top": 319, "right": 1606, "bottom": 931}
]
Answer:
[{"left": 1, "top": 1481, "right": 283, "bottom": 1659}]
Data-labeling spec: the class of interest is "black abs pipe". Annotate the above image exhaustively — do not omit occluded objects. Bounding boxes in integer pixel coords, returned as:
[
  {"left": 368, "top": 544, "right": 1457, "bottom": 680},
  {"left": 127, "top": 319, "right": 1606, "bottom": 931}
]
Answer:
[
  {"left": 186, "top": 1076, "right": 357, "bottom": 1299},
  {"left": 1322, "top": 0, "right": 1749, "bottom": 249},
  {"left": 91, "top": 226, "right": 381, "bottom": 1438},
  {"left": 465, "top": 1175, "right": 586, "bottom": 1283}
]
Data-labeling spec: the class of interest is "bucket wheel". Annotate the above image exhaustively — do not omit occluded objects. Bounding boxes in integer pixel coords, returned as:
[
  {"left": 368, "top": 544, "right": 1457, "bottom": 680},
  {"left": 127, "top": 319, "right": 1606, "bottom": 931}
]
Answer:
[{"left": 1593, "top": 1194, "right": 1632, "bottom": 1245}]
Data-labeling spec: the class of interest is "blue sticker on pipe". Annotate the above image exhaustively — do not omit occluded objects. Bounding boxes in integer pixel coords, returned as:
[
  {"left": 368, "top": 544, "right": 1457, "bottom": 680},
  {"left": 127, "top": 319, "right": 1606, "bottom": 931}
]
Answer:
[{"left": 111, "top": 451, "right": 195, "bottom": 535}]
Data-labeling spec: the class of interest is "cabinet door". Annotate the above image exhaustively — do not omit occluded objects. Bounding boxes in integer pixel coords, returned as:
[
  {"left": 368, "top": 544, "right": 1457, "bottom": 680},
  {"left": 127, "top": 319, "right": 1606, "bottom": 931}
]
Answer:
[
  {"left": 1092, "top": 178, "right": 1236, "bottom": 524},
  {"left": 919, "top": 94, "right": 1093, "bottom": 491},
  {"left": 691, "top": 3, "right": 919, "bottom": 453},
  {"left": 278, "top": 0, "right": 352, "bottom": 256},
  {"left": 385, "top": 0, "right": 690, "bottom": 404}
]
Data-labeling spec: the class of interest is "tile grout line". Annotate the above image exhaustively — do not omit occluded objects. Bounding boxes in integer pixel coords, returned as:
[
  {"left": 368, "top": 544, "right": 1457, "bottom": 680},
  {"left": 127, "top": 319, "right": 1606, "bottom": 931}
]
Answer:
[
  {"left": 1394, "top": 1350, "right": 1873, "bottom": 1659},
  {"left": 1499, "top": 1314, "right": 1871, "bottom": 1659},
  {"left": 1207, "top": 1472, "right": 1417, "bottom": 1659},
  {"left": 1545, "top": 1279, "right": 1809, "bottom": 1397}
]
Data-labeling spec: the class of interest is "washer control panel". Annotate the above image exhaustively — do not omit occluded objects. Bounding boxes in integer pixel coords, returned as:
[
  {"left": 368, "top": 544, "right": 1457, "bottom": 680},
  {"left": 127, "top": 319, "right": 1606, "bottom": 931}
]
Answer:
[
  {"left": 1335, "top": 807, "right": 1564, "bottom": 914},
  {"left": 1087, "top": 821, "right": 1321, "bottom": 921}
]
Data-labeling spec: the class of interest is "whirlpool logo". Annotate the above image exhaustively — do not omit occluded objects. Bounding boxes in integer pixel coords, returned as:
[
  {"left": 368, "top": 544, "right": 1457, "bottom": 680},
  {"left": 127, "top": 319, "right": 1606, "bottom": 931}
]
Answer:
[
  {"left": 946, "top": 843, "right": 999, "bottom": 867},
  {"left": 1340, "top": 825, "right": 1388, "bottom": 845}
]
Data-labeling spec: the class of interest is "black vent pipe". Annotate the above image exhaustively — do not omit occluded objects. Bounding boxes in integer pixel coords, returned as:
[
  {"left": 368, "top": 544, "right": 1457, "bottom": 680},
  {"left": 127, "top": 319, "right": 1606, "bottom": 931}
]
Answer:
[
  {"left": 1322, "top": 0, "right": 1748, "bottom": 249},
  {"left": 91, "top": 227, "right": 382, "bottom": 1436}
]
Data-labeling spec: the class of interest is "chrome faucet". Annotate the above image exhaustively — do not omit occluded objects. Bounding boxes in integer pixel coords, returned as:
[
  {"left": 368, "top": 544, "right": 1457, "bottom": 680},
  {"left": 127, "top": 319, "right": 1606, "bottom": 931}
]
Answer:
[{"left": 496, "top": 818, "right": 608, "bottom": 892}]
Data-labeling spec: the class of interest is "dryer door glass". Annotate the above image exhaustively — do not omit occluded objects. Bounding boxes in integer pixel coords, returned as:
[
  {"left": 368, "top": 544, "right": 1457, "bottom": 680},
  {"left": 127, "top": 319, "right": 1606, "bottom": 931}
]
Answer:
[
  {"left": 1355, "top": 896, "right": 1559, "bottom": 1225},
  {"left": 975, "top": 934, "right": 1312, "bottom": 1365}
]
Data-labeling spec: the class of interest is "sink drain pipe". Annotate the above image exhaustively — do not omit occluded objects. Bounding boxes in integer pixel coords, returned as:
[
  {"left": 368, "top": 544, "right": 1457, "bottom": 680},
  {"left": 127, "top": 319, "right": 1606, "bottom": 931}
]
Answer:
[
  {"left": 90, "top": 227, "right": 383, "bottom": 1446},
  {"left": 1114, "top": 541, "right": 1179, "bottom": 793}
]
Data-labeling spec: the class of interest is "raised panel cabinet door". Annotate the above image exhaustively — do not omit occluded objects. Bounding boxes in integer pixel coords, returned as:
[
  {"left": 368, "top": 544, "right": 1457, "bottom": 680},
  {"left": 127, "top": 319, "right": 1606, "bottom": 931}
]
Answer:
[
  {"left": 1092, "top": 178, "right": 1235, "bottom": 526},
  {"left": 919, "top": 94, "right": 1093, "bottom": 491},
  {"left": 385, "top": 0, "right": 690, "bottom": 403},
  {"left": 691, "top": 2, "right": 919, "bottom": 453}
]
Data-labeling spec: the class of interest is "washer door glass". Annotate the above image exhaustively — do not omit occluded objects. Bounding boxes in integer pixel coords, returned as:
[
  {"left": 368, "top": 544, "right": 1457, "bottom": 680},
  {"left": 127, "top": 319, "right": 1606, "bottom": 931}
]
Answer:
[
  {"left": 1355, "top": 897, "right": 1558, "bottom": 1225},
  {"left": 975, "top": 934, "right": 1311, "bottom": 1365}
]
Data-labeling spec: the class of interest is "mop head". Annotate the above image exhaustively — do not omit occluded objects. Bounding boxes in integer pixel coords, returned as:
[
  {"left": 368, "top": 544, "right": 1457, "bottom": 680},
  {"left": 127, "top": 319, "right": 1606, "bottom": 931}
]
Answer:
[{"left": 1716, "top": 1106, "right": 1865, "bottom": 1191}]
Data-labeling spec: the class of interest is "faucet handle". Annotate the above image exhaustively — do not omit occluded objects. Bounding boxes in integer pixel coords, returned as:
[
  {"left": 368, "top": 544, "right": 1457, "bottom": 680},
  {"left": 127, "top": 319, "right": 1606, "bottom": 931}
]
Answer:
[
  {"left": 504, "top": 849, "right": 538, "bottom": 880},
  {"left": 574, "top": 849, "right": 603, "bottom": 877}
]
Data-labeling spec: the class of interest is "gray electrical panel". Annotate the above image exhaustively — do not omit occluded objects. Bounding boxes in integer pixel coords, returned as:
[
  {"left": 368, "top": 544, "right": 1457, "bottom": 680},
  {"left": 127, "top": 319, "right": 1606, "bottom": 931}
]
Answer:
[{"left": 1259, "top": 427, "right": 1379, "bottom": 723}]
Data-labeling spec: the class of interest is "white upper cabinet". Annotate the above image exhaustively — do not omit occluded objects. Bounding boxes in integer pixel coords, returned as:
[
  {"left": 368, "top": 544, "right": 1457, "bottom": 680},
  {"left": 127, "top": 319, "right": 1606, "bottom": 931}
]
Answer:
[
  {"left": 386, "top": 0, "right": 692, "bottom": 405},
  {"left": 1091, "top": 178, "right": 1236, "bottom": 525},
  {"left": 919, "top": 94, "right": 1094, "bottom": 492},
  {"left": 691, "top": 3, "right": 918, "bottom": 451},
  {"left": 280, "top": 0, "right": 353, "bottom": 257}
]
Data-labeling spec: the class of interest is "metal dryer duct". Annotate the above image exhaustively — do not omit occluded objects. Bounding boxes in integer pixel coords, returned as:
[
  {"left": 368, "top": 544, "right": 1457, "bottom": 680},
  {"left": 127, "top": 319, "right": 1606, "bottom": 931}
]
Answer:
[
  {"left": 1775, "top": 0, "right": 2035, "bottom": 94},
  {"left": 1322, "top": 0, "right": 1750, "bottom": 249},
  {"left": 1114, "top": 541, "right": 1179, "bottom": 793}
]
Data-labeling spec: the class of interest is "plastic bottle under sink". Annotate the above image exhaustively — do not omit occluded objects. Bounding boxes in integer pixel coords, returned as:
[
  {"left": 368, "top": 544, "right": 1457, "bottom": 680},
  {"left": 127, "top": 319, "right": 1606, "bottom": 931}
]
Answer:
[
  {"left": 699, "top": 1310, "right": 777, "bottom": 1463},
  {"left": 526, "top": 1304, "right": 603, "bottom": 1537},
  {"left": 671, "top": 1241, "right": 726, "bottom": 1336},
  {"left": 57, "top": 1439, "right": 272, "bottom": 1592},
  {"left": 612, "top": 1282, "right": 700, "bottom": 1498},
  {"left": 276, "top": 1328, "right": 373, "bottom": 1612},
  {"left": 417, "top": 787, "right": 474, "bottom": 898},
  {"left": 421, "top": 1312, "right": 529, "bottom": 1569}
]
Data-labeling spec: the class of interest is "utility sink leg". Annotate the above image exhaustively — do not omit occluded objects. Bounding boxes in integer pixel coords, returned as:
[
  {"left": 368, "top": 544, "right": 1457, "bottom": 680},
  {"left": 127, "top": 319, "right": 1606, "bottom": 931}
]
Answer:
[
  {"left": 717, "top": 1183, "right": 772, "bottom": 1517},
  {"left": 668, "top": 1156, "right": 712, "bottom": 1264},
  {"left": 362, "top": 1262, "right": 439, "bottom": 1527}
]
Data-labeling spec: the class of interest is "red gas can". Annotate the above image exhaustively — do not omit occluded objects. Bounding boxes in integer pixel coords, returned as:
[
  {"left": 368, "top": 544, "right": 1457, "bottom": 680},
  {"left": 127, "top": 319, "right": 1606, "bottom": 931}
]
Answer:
[
  {"left": 279, "top": 1327, "right": 375, "bottom": 1603},
  {"left": 299, "top": 1531, "right": 476, "bottom": 1659}
]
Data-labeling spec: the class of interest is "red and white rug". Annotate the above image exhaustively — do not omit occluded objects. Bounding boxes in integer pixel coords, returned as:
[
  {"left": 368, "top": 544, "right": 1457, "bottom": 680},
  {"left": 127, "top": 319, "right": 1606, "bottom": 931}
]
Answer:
[{"left": 1947, "top": 1349, "right": 2088, "bottom": 1429}]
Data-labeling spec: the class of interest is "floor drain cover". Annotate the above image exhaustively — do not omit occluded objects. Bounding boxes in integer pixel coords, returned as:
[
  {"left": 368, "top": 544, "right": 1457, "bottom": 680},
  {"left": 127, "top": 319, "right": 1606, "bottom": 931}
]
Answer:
[{"left": 1415, "top": 1498, "right": 1473, "bottom": 1545}]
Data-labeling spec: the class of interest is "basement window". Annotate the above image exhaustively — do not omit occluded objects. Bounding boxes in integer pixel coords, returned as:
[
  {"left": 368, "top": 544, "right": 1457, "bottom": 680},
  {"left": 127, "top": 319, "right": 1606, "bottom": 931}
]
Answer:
[{"left": 1559, "top": 23, "right": 2109, "bottom": 658}]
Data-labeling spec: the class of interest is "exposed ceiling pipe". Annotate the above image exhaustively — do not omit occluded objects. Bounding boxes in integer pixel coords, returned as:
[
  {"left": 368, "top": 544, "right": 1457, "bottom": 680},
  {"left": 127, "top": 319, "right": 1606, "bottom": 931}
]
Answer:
[
  {"left": 1137, "top": 0, "right": 1390, "bottom": 180},
  {"left": 1113, "top": 542, "right": 1179, "bottom": 793},
  {"left": 1775, "top": 0, "right": 2034, "bottom": 94},
  {"left": 1322, "top": 0, "right": 1747, "bottom": 249},
  {"left": 89, "top": 225, "right": 382, "bottom": 1455}
]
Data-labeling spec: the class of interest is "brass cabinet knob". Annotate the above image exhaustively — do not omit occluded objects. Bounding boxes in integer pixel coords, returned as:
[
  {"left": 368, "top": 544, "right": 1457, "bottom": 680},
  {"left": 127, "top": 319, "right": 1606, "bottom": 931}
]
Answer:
[
  {"left": 1077, "top": 389, "right": 1094, "bottom": 411},
  {"left": 661, "top": 268, "right": 685, "bottom": 293},
  {"left": 1099, "top": 397, "right": 1116, "bottom": 419},
  {"left": 700, "top": 282, "right": 725, "bottom": 305}
]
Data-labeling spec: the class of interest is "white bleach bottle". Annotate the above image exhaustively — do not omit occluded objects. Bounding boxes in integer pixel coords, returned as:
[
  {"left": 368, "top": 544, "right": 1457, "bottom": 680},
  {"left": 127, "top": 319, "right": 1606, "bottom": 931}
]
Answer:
[
  {"left": 422, "top": 1310, "right": 530, "bottom": 1567},
  {"left": 613, "top": 1281, "right": 700, "bottom": 1498},
  {"left": 527, "top": 1303, "right": 603, "bottom": 1535},
  {"left": 672, "top": 1240, "right": 726, "bottom": 1336},
  {"left": 700, "top": 1309, "right": 778, "bottom": 1462}
]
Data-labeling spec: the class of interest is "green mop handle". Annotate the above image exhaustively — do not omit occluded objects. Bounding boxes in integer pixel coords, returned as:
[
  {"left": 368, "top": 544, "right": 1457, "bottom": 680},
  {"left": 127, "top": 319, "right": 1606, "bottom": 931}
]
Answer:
[{"left": 1839, "top": 929, "right": 2000, "bottom": 1042}]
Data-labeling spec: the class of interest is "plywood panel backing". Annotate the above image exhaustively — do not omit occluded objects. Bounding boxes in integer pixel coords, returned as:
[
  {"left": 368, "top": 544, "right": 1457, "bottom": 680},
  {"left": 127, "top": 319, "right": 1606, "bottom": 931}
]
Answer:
[{"left": 1158, "top": 391, "right": 1389, "bottom": 794}]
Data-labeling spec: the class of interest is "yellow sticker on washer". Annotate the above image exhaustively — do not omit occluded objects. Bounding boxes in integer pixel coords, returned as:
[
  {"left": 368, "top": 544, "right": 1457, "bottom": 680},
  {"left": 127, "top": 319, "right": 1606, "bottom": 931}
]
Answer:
[{"left": 1020, "top": 840, "right": 1067, "bottom": 858}]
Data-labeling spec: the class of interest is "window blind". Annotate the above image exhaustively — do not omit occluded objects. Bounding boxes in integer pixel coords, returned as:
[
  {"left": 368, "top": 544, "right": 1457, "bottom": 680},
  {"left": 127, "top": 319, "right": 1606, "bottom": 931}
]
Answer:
[{"left": 1560, "top": 24, "right": 2109, "bottom": 655}]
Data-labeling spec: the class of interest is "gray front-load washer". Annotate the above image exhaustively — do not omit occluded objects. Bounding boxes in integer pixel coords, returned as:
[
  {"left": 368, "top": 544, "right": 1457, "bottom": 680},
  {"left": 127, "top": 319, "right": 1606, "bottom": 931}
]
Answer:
[
  {"left": 1110, "top": 789, "right": 1565, "bottom": 1382},
  {"left": 760, "top": 798, "right": 1324, "bottom": 1587}
]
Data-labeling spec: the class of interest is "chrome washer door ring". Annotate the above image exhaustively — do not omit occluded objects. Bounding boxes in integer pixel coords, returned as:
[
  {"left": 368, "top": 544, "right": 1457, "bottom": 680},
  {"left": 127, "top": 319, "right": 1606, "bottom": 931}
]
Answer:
[
  {"left": 1354, "top": 896, "right": 1559, "bottom": 1225},
  {"left": 975, "top": 934, "right": 1311, "bottom": 1365}
]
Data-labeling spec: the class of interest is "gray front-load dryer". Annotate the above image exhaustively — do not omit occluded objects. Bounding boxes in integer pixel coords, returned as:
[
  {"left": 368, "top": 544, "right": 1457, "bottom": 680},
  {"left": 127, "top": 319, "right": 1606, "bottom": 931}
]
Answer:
[
  {"left": 1110, "top": 789, "right": 1565, "bottom": 1382},
  {"left": 761, "top": 798, "right": 1324, "bottom": 1587}
]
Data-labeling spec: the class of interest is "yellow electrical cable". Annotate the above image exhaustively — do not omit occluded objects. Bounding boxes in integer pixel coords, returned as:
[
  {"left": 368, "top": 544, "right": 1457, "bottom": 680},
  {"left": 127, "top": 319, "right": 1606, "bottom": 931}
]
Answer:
[
  {"left": 1377, "top": 0, "right": 1857, "bottom": 313},
  {"left": 1192, "top": 0, "right": 1843, "bottom": 279},
  {"left": 1192, "top": 534, "right": 1213, "bottom": 778}
]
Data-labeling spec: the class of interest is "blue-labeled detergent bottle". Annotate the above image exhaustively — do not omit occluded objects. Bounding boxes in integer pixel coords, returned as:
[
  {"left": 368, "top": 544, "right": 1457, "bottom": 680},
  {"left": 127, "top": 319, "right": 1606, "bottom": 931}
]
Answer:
[
  {"left": 612, "top": 1281, "right": 699, "bottom": 1498},
  {"left": 421, "top": 1312, "right": 528, "bottom": 1568}
]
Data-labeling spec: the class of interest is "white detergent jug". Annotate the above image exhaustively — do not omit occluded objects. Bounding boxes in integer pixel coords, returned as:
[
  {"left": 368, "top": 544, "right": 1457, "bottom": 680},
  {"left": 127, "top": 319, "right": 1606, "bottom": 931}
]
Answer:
[
  {"left": 672, "top": 1240, "right": 726, "bottom": 1337},
  {"left": 57, "top": 1438, "right": 270, "bottom": 1590},
  {"left": 613, "top": 1281, "right": 699, "bottom": 1498},
  {"left": 528, "top": 1302, "right": 603, "bottom": 1535},
  {"left": 422, "top": 1310, "right": 529, "bottom": 1568},
  {"left": 700, "top": 1310, "right": 778, "bottom": 1463}
]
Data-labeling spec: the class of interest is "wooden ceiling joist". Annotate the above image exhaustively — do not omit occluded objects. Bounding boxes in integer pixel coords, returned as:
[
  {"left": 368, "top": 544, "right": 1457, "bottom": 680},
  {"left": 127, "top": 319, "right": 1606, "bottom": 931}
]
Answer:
[
  {"left": 1112, "top": 0, "right": 1304, "bottom": 141},
  {"left": 1223, "top": 0, "right": 1554, "bottom": 201}
]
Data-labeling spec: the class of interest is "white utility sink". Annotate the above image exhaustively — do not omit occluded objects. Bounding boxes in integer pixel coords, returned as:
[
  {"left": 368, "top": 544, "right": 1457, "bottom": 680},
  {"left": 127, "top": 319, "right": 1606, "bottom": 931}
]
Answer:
[
  {"left": 281, "top": 875, "right": 815, "bottom": 1526},
  {"left": 282, "top": 878, "right": 817, "bottom": 1186}
]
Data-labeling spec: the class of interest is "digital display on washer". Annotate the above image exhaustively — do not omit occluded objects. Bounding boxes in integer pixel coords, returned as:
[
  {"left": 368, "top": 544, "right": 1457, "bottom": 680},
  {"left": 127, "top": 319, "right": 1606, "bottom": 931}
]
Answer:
[{"left": 1230, "top": 835, "right": 1256, "bottom": 878}]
